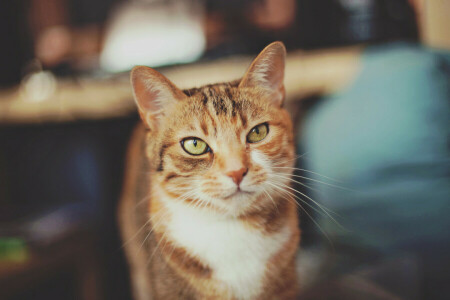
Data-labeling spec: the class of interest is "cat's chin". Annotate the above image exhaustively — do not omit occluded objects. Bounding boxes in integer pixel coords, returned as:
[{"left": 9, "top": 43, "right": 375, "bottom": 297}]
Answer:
[{"left": 215, "top": 190, "right": 263, "bottom": 217}]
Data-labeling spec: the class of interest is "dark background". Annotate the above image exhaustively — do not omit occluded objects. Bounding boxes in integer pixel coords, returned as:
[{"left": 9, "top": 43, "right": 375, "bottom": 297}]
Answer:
[{"left": 0, "top": 0, "right": 427, "bottom": 299}]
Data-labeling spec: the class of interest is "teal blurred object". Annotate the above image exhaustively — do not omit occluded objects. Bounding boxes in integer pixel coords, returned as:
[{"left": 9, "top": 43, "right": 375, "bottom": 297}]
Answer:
[
  {"left": 299, "top": 42, "right": 450, "bottom": 298},
  {"left": 301, "top": 42, "right": 450, "bottom": 249}
]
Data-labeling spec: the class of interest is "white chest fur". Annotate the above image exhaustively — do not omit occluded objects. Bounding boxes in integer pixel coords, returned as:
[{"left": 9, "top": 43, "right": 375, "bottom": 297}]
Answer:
[{"left": 163, "top": 200, "right": 291, "bottom": 300}]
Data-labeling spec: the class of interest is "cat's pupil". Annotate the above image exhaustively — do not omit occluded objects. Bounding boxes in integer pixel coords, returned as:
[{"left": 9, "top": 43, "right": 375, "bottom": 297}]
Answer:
[
  {"left": 193, "top": 139, "right": 197, "bottom": 147},
  {"left": 255, "top": 127, "right": 260, "bottom": 134}
]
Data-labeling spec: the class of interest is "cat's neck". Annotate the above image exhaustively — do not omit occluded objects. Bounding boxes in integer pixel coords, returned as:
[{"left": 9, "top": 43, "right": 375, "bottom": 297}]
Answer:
[{"left": 150, "top": 186, "right": 295, "bottom": 300}]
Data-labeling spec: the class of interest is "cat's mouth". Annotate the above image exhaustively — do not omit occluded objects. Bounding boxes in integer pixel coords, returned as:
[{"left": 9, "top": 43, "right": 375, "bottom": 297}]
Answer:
[{"left": 223, "top": 188, "right": 253, "bottom": 200}]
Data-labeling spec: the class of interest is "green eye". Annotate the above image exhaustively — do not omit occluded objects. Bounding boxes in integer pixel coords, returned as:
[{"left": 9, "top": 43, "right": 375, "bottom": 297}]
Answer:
[
  {"left": 247, "top": 123, "right": 269, "bottom": 143},
  {"left": 181, "top": 138, "right": 209, "bottom": 155}
]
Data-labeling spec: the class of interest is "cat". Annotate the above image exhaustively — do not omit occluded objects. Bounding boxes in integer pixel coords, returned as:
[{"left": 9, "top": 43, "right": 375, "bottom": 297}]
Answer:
[{"left": 118, "top": 41, "right": 300, "bottom": 300}]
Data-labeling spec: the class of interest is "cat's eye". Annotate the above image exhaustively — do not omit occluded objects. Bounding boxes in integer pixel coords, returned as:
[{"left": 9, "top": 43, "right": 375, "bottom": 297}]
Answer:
[
  {"left": 181, "top": 138, "right": 209, "bottom": 155},
  {"left": 247, "top": 123, "right": 269, "bottom": 143}
]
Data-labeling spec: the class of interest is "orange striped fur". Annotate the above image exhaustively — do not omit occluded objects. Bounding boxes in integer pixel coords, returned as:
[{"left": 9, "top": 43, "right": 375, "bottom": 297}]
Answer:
[{"left": 119, "top": 42, "right": 300, "bottom": 300}]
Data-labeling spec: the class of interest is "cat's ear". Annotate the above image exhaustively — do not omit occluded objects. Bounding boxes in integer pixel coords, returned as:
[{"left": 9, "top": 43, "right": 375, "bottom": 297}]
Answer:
[
  {"left": 131, "top": 66, "right": 187, "bottom": 129},
  {"left": 239, "top": 41, "right": 286, "bottom": 106}
]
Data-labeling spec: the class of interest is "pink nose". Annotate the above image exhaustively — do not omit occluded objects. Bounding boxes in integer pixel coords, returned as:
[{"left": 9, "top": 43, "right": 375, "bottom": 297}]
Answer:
[{"left": 226, "top": 168, "right": 248, "bottom": 185}]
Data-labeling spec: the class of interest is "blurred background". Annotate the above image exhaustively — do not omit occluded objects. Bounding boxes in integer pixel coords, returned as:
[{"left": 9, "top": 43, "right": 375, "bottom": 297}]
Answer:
[{"left": 0, "top": 0, "right": 448, "bottom": 299}]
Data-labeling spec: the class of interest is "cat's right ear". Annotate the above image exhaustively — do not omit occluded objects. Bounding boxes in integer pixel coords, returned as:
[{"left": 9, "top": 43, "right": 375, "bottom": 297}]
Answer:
[
  {"left": 131, "top": 66, "right": 187, "bottom": 130},
  {"left": 239, "top": 41, "right": 286, "bottom": 107}
]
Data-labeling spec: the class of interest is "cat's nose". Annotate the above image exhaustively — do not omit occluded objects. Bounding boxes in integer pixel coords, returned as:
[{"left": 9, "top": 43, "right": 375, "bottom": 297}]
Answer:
[{"left": 226, "top": 167, "right": 248, "bottom": 186}]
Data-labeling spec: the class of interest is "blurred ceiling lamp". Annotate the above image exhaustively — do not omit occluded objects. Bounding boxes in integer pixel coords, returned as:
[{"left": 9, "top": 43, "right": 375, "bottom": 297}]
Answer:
[{"left": 100, "top": 0, "right": 206, "bottom": 73}]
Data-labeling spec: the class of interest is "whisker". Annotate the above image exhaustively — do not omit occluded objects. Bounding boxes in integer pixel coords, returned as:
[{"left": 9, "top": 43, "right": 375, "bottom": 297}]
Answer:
[
  {"left": 134, "top": 194, "right": 152, "bottom": 209},
  {"left": 267, "top": 180, "right": 345, "bottom": 230},
  {"left": 120, "top": 192, "right": 172, "bottom": 250},
  {"left": 138, "top": 209, "right": 171, "bottom": 253},
  {"left": 271, "top": 173, "right": 338, "bottom": 207},
  {"left": 266, "top": 182, "right": 329, "bottom": 219},
  {"left": 286, "top": 193, "right": 335, "bottom": 250},
  {"left": 272, "top": 166, "right": 345, "bottom": 184},
  {"left": 148, "top": 228, "right": 169, "bottom": 264},
  {"left": 268, "top": 178, "right": 339, "bottom": 217},
  {"left": 272, "top": 152, "right": 308, "bottom": 166},
  {"left": 263, "top": 188, "right": 278, "bottom": 213},
  {"left": 278, "top": 182, "right": 344, "bottom": 230},
  {"left": 272, "top": 169, "right": 353, "bottom": 191},
  {"left": 269, "top": 186, "right": 334, "bottom": 248},
  {"left": 119, "top": 218, "right": 151, "bottom": 250},
  {"left": 271, "top": 172, "right": 326, "bottom": 195}
]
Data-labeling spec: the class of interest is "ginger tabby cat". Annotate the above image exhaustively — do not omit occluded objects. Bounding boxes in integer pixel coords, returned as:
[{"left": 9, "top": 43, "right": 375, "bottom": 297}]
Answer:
[{"left": 119, "top": 42, "right": 300, "bottom": 300}]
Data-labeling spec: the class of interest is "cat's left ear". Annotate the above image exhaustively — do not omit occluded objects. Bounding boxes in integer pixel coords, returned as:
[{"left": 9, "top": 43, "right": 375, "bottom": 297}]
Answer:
[
  {"left": 131, "top": 66, "right": 187, "bottom": 130},
  {"left": 239, "top": 41, "right": 286, "bottom": 106}
]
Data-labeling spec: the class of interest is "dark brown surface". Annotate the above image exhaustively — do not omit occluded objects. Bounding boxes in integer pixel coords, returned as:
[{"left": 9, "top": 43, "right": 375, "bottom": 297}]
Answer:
[{"left": 0, "top": 231, "right": 102, "bottom": 300}]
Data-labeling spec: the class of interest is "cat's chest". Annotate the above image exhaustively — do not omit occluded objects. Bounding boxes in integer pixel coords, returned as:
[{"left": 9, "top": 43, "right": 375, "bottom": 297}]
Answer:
[{"left": 164, "top": 203, "right": 290, "bottom": 300}]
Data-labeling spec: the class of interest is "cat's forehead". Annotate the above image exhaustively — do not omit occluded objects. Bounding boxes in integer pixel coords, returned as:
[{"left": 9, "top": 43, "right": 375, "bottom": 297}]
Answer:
[
  {"left": 159, "top": 83, "right": 278, "bottom": 144},
  {"left": 188, "top": 85, "right": 268, "bottom": 117}
]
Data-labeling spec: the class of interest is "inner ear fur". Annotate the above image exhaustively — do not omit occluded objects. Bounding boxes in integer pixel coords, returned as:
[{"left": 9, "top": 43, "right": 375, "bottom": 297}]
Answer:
[
  {"left": 239, "top": 41, "right": 286, "bottom": 106},
  {"left": 131, "top": 66, "right": 187, "bottom": 129}
]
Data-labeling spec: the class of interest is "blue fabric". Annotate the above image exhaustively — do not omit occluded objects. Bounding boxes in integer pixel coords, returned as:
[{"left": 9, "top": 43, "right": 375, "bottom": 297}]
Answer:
[{"left": 300, "top": 43, "right": 450, "bottom": 251}]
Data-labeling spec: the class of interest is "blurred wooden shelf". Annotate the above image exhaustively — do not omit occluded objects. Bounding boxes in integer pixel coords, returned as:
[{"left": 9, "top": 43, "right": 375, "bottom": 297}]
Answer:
[{"left": 0, "top": 45, "right": 362, "bottom": 125}]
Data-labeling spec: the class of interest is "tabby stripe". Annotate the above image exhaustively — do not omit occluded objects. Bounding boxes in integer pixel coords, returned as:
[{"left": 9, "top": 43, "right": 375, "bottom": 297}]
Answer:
[
  {"left": 201, "top": 91, "right": 209, "bottom": 106},
  {"left": 200, "top": 121, "right": 208, "bottom": 135},
  {"left": 239, "top": 111, "right": 248, "bottom": 127},
  {"left": 204, "top": 107, "right": 217, "bottom": 137},
  {"left": 164, "top": 173, "right": 180, "bottom": 182},
  {"left": 157, "top": 143, "right": 171, "bottom": 172},
  {"left": 169, "top": 154, "right": 211, "bottom": 173}
]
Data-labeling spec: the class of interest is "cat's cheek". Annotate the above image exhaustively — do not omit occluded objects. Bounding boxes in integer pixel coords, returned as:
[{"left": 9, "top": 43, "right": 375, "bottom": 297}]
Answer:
[
  {"left": 250, "top": 150, "right": 272, "bottom": 172},
  {"left": 246, "top": 173, "right": 268, "bottom": 190}
]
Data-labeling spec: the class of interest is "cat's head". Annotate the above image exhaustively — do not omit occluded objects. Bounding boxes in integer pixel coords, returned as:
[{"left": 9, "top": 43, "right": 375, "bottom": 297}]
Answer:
[{"left": 131, "top": 42, "right": 295, "bottom": 216}]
